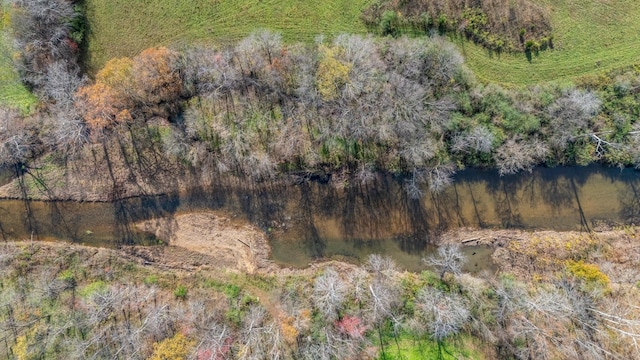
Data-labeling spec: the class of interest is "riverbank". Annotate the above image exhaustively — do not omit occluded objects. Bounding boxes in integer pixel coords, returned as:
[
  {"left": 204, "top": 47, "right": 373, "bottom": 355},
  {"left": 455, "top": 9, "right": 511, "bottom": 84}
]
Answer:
[
  {"left": 441, "top": 226, "right": 640, "bottom": 285},
  {"left": 3, "top": 218, "right": 638, "bottom": 359},
  {"left": 130, "top": 213, "right": 640, "bottom": 285}
]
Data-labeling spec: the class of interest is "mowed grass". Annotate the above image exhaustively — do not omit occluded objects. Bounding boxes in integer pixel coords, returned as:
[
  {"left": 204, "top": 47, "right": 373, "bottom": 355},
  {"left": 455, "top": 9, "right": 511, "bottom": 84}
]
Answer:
[
  {"left": 85, "top": 0, "right": 373, "bottom": 71},
  {"left": 0, "top": 9, "right": 37, "bottom": 112},
  {"left": 458, "top": 0, "right": 640, "bottom": 86}
]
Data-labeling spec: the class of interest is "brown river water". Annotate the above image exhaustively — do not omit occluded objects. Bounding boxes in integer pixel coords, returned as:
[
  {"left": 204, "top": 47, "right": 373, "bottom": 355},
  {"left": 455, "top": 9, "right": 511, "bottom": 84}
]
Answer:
[{"left": 0, "top": 165, "right": 638, "bottom": 271}]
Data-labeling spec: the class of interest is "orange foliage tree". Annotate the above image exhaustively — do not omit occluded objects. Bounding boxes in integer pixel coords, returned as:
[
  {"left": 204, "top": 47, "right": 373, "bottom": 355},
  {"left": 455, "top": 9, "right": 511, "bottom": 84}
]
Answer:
[
  {"left": 75, "top": 82, "right": 130, "bottom": 131},
  {"left": 132, "top": 47, "right": 184, "bottom": 107},
  {"left": 75, "top": 47, "right": 184, "bottom": 134}
]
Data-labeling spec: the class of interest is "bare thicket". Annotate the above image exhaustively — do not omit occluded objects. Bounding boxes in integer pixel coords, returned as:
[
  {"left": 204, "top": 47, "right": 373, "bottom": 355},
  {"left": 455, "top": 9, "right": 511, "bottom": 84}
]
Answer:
[
  {"left": 452, "top": 126, "right": 495, "bottom": 154},
  {"left": 180, "top": 32, "right": 468, "bottom": 182},
  {"left": 5, "top": 0, "right": 87, "bottom": 155},
  {"left": 9, "top": 0, "right": 83, "bottom": 96},
  {"left": 0, "top": 108, "right": 36, "bottom": 167}
]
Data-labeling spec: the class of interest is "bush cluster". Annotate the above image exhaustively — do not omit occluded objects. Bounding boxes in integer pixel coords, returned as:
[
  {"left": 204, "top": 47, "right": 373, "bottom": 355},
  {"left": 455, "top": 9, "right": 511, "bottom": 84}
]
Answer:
[{"left": 362, "top": 0, "right": 553, "bottom": 53}]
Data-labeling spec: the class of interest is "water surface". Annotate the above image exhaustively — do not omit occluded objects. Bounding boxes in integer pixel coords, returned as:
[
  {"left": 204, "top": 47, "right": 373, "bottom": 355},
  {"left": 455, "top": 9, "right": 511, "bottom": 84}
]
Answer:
[{"left": 0, "top": 165, "right": 638, "bottom": 271}]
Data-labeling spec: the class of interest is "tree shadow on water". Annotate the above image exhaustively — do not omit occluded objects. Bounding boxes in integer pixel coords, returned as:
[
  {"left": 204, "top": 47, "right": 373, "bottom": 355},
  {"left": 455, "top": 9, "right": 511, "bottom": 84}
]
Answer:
[{"left": 113, "top": 193, "right": 181, "bottom": 245}]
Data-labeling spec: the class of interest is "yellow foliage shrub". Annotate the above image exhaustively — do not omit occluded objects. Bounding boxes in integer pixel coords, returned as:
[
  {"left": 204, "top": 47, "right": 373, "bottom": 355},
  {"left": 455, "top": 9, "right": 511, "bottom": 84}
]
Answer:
[
  {"left": 1, "top": 9, "right": 11, "bottom": 29},
  {"left": 566, "top": 260, "right": 611, "bottom": 293},
  {"left": 96, "top": 57, "right": 134, "bottom": 87},
  {"left": 12, "top": 326, "right": 40, "bottom": 360},
  {"left": 316, "top": 45, "right": 352, "bottom": 101},
  {"left": 148, "top": 333, "right": 195, "bottom": 360},
  {"left": 12, "top": 334, "right": 29, "bottom": 360},
  {"left": 281, "top": 316, "right": 298, "bottom": 345}
]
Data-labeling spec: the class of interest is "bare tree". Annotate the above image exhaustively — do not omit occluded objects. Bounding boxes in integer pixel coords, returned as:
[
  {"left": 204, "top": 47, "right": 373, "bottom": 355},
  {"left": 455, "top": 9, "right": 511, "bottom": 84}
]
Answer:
[
  {"left": 451, "top": 126, "right": 495, "bottom": 154},
  {"left": 495, "top": 136, "right": 549, "bottom": 176},
  {"left": 424, "top": 243, "right": 466, "bottom": 280},
  {"left": 404, "top": 168, "right": 426, "bottom": 200},
  {"left": 363, "top": 255, "right": 402, "bottom": 357},
  {"left": 367, "top": 279, "right": 401, "bottom": 327},
  {"left": 184, "top": 46, "right": 240, "bottom": 96},
  {"left": 238, "top": 305, "right": 285, "bottom": 360},
  {"left": 313, "top": 267, "right": 348, "bottom": 321},
  {"left": 42, "top": 60, "right": 84, "bottom": 110},
  {"left": 0, "top": 131, "right": 35, "bottom": 167},
  {"left": 427, "top": 163, "right": 456, "bottom": 193},
  {"left": 547, "top": 88, "right": 601, "bottom": 151},
  {"left": 41, "top": 108, "right": 88, "bottom": 154},
  {"left": 365, "top": 254, "right": 397, "bottom": 279},
  {"left": 416, "top": 287, "right": 470, "bottom": 342}
]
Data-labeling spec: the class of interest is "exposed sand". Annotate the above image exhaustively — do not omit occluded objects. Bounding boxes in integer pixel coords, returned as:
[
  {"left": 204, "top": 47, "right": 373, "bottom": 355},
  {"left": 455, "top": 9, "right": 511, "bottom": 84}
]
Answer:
[{"left": 135, "top": 211, "right": 275, "bottom": 274}]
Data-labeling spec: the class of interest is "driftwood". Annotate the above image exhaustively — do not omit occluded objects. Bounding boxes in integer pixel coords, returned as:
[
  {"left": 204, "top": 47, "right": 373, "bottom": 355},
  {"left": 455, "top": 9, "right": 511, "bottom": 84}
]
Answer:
[
  {"left": 461, "top": 237, "right": 481, "bottom": 244},
  {"left": 236, "top": 239, "right": 251, "bottom": 248}
]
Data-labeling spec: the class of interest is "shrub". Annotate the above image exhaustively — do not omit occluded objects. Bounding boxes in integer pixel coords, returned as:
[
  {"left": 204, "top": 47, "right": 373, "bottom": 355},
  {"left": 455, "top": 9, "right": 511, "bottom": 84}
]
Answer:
[
  {"left": 68, "top": 4, "right": 87, "bottom": 44},
  {"left": 223, "top": 284, "right": 242, "bottom": 299},
  {"left": 149, "top": 333, "right": 195, "bottom": 360},
  {"left": 316, "top": 45, "right": 352, "bottom": 101},
  {"left": 566, "top": 260, "right": 611, "bottom": 293},
  {"left": 144, "top": 275, "right": 158, "bottom": 286},
  {"left": 380, "top": 10, "right": 399, "bottom": 36},
  {"left": 334, "top": 315, "right": 367, "bottom": 339},
  {"left": 79, "top": 280, "right": 107, "bottom": 298},
  {"left": 174, "top": 285, "right": 188, "bottom": 299},
  {"left": 525, "top": 39, "right": 536, "bottom": 51}
]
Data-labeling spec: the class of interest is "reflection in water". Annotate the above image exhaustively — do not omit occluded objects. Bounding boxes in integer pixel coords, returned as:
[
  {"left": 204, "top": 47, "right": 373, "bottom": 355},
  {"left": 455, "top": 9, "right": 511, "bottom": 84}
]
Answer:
[{"left": 0, "top": 165, "right": 638, "bottom": 271}]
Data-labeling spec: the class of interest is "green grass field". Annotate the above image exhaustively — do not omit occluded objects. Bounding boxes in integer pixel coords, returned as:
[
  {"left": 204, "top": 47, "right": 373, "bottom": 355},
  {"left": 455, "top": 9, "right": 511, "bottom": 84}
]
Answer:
[
  {"left": 0, "top": 9, "right": 37, "bottom": 112},
  {"left": 85, "top": 0, "right": 373, "bottom": 71},
  {"left": 458, "top": 0, "right": 640, "bottom": 86},
  {"left": 85, "top": 0, "right": 640, "bottom": 85}
]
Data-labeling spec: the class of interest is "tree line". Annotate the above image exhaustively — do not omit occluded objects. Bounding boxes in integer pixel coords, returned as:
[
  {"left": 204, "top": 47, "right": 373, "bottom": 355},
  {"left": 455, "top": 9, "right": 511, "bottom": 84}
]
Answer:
[
  {"left": 2, "top": 242, "right": 638, "bottom": 359},
  {"left": 2, "top": 0, "right": 640, "bottom": 196}
]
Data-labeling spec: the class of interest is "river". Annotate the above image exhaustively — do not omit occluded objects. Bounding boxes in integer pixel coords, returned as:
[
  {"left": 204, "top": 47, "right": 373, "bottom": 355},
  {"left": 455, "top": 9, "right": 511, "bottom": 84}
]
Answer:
[{"left": 0, "top": 165, "right": 638, "bottom": 271}]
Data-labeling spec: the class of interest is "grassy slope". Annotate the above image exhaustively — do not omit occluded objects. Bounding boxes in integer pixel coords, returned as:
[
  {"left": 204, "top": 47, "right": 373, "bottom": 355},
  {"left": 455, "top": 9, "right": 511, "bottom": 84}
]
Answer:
[
  {"left": 85, "top": 0, "right": 372, "bottom": 71},
  {"left": 86, "top": 0, "right": 640, "bottom": 85},
  {"left": 459, "top": 0, "right": 640, "bottom": 86},
  {"left": 0, "top": 9, "right": 37, "bottom": 112}
]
